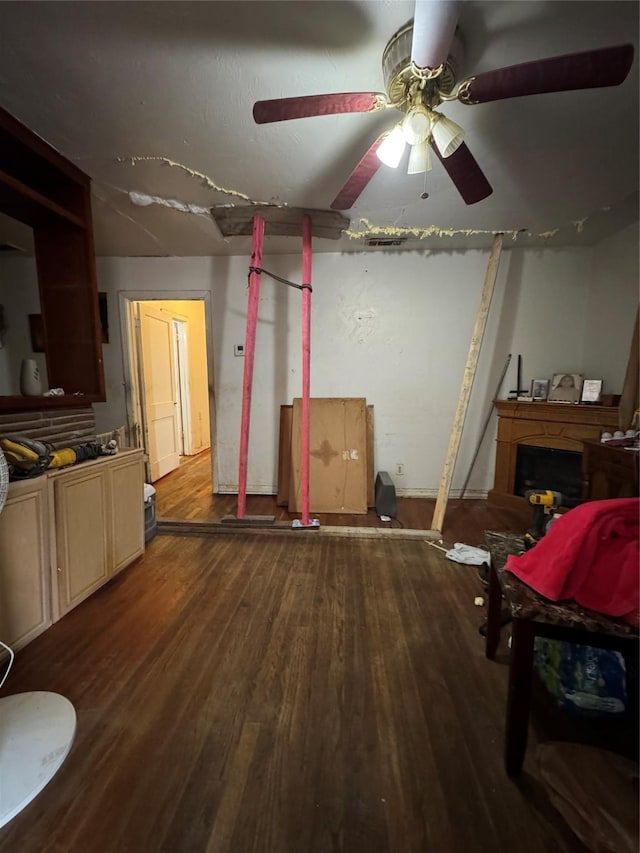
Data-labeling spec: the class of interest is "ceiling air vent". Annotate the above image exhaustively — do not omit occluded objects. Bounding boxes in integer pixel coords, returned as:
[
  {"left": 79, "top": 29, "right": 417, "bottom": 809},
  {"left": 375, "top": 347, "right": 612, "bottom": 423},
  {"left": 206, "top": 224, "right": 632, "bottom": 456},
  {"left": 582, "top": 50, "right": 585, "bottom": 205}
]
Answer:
[{"left": 365, "top": 237, "right": 407, "bottom": 248}]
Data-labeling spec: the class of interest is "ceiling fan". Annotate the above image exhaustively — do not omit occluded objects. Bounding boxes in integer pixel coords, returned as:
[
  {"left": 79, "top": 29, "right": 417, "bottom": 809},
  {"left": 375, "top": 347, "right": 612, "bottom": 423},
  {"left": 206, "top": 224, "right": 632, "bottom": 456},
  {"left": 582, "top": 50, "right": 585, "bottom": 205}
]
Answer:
[{"left": 253, "top": 1, "right": 634, "bottom": 210}]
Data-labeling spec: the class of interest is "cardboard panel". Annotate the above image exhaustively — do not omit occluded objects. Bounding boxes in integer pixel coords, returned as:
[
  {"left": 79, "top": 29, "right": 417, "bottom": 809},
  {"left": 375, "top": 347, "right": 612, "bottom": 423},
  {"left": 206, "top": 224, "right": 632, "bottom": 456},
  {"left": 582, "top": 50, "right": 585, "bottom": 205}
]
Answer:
[
  {"left": 278, "top": 403, "right": 374, "bottom": 508},
  {"left": 289, "top": 398, "right": 368, "bottom": 514}
]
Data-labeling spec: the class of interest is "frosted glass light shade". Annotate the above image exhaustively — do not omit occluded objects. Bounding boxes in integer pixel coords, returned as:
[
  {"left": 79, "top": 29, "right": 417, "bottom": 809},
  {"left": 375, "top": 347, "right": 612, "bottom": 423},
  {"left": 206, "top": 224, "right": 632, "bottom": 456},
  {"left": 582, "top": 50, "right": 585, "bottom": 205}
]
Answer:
[
  {"left": 376, "top": 125, "right": 406, "bottom": 168},
  {"left": 402, "top": 107, "right": 431, "bottom": 145},
  {"left": 431, "top": 112, "right": 465, "bottom": 158},
  {"left": 407, "top": 140, "right": 432, "bottom": 174}
]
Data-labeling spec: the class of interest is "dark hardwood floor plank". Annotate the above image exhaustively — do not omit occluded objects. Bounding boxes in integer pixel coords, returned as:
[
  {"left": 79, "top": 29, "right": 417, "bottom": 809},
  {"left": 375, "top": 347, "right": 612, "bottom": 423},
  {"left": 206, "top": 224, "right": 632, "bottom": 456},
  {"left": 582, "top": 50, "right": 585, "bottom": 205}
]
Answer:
[{"left": 0, "top": 525, "right": 601, "bottom": 852}]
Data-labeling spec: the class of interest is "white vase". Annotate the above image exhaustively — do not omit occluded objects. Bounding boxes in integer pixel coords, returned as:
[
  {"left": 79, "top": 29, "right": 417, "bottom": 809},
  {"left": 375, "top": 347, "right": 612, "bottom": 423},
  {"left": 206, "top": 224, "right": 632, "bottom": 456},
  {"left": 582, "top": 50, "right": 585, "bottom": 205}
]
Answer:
[{"left": 20, "top": 358, "right": 42, "bottom": 396}]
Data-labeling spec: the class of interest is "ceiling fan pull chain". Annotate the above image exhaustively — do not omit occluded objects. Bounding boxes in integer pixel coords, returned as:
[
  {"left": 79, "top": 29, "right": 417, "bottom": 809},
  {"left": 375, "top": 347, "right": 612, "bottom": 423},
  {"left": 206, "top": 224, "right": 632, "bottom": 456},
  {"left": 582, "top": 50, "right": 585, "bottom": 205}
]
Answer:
[{"left": 421, "top": 171, "right": 429, "bottom": 201}]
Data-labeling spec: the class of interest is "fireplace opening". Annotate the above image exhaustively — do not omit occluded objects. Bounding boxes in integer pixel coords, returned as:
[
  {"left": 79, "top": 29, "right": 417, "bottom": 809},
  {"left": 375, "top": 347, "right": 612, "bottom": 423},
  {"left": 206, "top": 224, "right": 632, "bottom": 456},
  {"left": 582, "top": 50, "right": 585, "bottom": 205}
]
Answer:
[{"left": 515, "top": 445, "right": 583, "bottom": 504}]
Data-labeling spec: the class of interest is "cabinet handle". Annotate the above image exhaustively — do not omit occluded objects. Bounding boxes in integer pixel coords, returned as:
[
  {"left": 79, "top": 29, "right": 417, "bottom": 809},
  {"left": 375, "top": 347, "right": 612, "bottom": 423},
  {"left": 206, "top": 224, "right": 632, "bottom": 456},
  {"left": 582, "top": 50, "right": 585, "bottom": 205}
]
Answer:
[{"left": 57, "top": 567, "right": 62, "bottom": 574}]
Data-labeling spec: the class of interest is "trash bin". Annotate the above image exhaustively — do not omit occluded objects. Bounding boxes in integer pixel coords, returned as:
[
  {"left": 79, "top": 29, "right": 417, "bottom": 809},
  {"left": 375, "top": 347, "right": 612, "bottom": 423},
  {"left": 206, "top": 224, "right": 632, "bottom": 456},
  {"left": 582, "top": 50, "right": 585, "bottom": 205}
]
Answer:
[{"left": 144, "top": 483, "right": 157, "bottom": 543}]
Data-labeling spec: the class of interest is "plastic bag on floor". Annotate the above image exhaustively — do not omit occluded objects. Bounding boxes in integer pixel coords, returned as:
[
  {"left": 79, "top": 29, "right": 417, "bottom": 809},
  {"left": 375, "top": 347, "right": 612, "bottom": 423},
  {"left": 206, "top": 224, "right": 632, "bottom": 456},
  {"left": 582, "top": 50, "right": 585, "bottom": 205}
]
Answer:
[{"left": 445, "top": 542, "right": 490, "bottom": 565}]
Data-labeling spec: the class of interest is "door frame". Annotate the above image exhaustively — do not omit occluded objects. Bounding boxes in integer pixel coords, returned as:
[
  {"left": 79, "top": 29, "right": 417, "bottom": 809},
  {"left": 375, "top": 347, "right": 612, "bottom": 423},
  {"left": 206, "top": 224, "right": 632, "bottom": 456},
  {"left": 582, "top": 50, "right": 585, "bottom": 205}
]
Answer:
[
  {"left": 173, "top": 318, "right": 192, "bottom": 457},
  {"left": 119, "top": 290, "right": 217, "bottom": 491}
]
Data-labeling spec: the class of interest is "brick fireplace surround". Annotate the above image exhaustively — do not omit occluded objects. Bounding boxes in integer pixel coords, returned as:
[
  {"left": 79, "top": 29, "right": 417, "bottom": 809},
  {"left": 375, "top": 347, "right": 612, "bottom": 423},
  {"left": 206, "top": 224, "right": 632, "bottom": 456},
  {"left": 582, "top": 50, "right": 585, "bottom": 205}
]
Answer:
[{"left": 489, "top": 400, "right": 619, "bottom": 508}]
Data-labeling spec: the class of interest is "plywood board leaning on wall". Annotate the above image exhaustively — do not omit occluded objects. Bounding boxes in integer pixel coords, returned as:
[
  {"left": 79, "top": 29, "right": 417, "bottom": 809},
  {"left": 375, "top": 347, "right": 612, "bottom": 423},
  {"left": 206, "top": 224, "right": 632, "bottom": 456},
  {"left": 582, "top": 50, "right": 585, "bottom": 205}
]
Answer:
[
  {"left": 278, "top": 403, "right": 374, "bottom": 508},
  {"left": 285, "top": 398, "right": 368, "bottom": 514}
]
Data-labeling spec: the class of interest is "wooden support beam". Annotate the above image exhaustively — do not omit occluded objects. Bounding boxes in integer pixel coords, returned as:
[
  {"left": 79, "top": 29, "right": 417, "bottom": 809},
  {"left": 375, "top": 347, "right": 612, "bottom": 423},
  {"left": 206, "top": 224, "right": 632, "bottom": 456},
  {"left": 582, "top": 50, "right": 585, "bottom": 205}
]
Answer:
[
  {"left": 211, "top": 205, "right": 349, "bottom": 240},
  {"left": 431, "top": 233, "right": 504, "bottom": 534},
  {"left": 237, "top": 215, "right": 264, "bottom": 518}
]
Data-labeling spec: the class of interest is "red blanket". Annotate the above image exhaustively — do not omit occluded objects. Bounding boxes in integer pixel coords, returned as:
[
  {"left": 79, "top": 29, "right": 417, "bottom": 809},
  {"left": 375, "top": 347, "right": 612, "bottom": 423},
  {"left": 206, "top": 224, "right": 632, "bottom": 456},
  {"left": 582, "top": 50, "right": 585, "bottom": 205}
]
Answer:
[{"left": 505, "top": 498, "right": 640, "bottom": 623}]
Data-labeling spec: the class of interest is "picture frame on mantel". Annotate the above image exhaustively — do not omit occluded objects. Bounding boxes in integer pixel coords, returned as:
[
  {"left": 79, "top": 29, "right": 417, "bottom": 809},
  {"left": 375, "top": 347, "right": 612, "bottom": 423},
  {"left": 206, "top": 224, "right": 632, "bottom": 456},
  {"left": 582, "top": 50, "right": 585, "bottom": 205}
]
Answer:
[
  {"left": 548, "top": 373, "right": 583, "bottom": 403},
  {"left": 581, "top": 379, "right": 603, "bottom": 403},
  {"left": 530, "top": 379, "right": 550, "bottom": 401}
]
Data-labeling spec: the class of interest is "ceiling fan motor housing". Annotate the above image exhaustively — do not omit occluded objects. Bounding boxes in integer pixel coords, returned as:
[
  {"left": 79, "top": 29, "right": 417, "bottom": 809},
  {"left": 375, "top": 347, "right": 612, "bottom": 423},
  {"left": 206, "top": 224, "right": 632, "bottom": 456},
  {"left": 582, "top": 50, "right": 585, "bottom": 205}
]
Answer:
[{"left": 382, "top": 20, "right": 464, "bottom": 111}]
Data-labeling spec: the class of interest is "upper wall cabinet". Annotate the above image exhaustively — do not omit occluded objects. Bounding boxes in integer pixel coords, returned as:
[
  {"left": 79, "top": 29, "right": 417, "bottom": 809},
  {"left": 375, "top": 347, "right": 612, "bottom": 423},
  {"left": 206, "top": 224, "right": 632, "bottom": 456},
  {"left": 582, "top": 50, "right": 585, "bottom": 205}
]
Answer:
[{"left": 0, "top": 105, "right": 105, "bottom": 410}]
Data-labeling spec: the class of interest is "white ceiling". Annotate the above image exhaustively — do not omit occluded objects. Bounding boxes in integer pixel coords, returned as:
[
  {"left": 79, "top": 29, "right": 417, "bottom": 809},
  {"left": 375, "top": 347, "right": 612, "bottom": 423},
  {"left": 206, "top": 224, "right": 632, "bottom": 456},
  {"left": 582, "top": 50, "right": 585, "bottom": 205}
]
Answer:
[{"left": 0, "top": 0, "right": 638, "bottom": 256}]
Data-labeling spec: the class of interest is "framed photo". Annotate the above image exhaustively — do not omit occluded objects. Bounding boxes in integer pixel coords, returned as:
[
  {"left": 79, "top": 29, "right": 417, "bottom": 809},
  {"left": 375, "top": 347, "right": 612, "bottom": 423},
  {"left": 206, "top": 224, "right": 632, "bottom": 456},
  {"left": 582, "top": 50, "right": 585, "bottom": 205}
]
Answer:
[
  {"left": 581, "top": 379, "right": 603, "bottom": 403},
  {"left": 548, "top": 373, "right": 583, "bottom": 403},
  {"left": 530, "top": 379, "right": 550, "bottom": 401}
]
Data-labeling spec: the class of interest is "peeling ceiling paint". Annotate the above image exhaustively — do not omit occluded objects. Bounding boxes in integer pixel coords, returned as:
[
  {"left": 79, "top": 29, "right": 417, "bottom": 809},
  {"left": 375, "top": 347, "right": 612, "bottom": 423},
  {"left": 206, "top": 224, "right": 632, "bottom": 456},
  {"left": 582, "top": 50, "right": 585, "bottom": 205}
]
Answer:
[{"left": 0, "top": 1, "right": 636, "bottom": 256}]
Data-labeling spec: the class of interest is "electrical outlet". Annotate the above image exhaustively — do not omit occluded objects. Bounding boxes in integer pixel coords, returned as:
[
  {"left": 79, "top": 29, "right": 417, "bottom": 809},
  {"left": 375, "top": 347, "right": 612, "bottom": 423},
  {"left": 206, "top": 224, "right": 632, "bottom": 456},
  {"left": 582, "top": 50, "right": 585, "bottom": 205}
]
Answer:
[
  {"left": 234, "top": 344, "right": 244, "bottom": 357},
  {"left": 395, "top": 463, "right": 404, "bottom": 476}
]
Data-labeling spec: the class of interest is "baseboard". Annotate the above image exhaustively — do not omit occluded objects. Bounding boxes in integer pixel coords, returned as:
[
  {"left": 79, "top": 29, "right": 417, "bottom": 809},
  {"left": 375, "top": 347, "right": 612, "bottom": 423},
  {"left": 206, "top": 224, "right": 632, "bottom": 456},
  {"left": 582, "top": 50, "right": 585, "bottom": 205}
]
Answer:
[
  {"left": 395, "top": 488, "right": 488, "bottom": 499},
  {"left": 217, "top": 486, "right": 488, "bottom": 500}
]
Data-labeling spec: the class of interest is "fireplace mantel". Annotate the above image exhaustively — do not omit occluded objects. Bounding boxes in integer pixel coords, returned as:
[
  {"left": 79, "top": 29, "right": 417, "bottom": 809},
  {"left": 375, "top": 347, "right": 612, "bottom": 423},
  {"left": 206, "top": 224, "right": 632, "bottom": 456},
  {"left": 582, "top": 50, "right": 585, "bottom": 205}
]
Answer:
[{"left": 489, "top": 400, "right": 619, "bottom": 507}]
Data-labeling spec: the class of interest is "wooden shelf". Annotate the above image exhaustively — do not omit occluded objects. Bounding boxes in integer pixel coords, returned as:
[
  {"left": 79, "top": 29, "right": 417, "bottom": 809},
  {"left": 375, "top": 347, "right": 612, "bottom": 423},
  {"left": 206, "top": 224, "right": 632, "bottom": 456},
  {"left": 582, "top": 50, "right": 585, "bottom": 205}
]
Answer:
[
  {"left": 494, "top": 400, "right": 619, "bottom": 427},
  {"left": 0, "top": 104, "right": 105, "bottom": 412},
  {"left": 0, "top": 394, "right": 103, "bottom": 412},
  {"left": 0, "top": 168, "right": 86, "bottom": 229}
]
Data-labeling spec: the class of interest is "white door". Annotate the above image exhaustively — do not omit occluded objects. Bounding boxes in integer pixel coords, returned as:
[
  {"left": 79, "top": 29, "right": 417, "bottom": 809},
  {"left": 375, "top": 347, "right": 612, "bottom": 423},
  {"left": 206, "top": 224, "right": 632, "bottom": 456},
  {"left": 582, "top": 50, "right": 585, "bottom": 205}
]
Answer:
[{"left": 138, "top": 303, "right": 181, "bottom": 482}]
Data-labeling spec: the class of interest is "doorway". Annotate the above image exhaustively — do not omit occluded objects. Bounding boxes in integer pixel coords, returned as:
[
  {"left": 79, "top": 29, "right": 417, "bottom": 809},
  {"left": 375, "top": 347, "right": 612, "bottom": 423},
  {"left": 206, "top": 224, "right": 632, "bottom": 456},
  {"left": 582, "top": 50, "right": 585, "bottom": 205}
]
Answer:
[{"left": 120, "top": 293, "right": 216, "bottom": 493}]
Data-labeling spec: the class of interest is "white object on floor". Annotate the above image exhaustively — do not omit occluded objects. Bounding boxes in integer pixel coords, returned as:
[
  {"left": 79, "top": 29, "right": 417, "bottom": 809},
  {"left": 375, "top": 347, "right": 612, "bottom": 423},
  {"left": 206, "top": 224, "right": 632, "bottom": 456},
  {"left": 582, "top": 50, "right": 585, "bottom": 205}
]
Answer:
[
  {"left": 378, "top": 514, "right": 391, "bottom": 522},
  {"left": 0, "top": 692, "right": 76, "bottom": 828},
  {"left": 445, "top": 542, "right": 490, "bottom": 565}
]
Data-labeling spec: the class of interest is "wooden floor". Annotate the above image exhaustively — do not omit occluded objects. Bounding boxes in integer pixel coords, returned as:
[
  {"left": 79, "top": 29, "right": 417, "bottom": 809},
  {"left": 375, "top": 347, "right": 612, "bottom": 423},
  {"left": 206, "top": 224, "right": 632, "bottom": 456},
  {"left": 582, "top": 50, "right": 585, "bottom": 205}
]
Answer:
[
  {"left": 0, "top": 528, "right": 591, "bottom": 852},
  {"left": 154, "top": 449, "right": 531, "bottom": 545},
  {"left": 5, "top": 452, "right": 631, "bottom": 852}
]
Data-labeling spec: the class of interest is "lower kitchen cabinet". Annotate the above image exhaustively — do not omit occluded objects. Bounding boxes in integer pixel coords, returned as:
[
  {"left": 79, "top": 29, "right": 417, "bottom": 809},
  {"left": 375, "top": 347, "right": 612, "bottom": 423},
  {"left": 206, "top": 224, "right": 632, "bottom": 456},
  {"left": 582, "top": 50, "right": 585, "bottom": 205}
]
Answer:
[
  {"left": 109, "top": 452, "right": 146, "bottom": 576},
  {"left": 0, "top": 448, "right": 144, "bottom": 649},
  {"left": 0, "top": 477, "right": 51, "bottom": 651},
  {"left": 51, "top": 449, "right": 145, "bottom": 619}
]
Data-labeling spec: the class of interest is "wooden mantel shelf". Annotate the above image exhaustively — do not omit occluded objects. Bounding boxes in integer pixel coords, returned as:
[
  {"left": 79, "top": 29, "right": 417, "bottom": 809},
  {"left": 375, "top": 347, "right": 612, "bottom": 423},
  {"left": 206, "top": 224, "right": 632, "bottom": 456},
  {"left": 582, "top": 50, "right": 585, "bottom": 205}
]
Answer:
[
  {"left": 489, "top": 400, "right": 620, "bottom": 508},
  {"left": 494, "top": 400, "right": 620, "bottom": 427}
]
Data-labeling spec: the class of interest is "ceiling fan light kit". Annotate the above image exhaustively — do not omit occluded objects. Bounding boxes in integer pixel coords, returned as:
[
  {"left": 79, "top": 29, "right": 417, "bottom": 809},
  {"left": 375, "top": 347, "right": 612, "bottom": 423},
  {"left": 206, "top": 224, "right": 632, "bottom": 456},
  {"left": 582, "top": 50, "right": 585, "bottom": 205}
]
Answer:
[
  {"left": 376, "top": 126, "right": 406, "bottom": 169},
  {"left": 402, "top": 106, "right": 432, "bottom": 145},
  {"left": 430, "top": 111, "right": 465, "bottom": 159},
  {"left": 408, "top": 139, "right": 432, "bottom": 175},
  {"left": 252, "top": 0, "right": 634, "bottom": 210}
]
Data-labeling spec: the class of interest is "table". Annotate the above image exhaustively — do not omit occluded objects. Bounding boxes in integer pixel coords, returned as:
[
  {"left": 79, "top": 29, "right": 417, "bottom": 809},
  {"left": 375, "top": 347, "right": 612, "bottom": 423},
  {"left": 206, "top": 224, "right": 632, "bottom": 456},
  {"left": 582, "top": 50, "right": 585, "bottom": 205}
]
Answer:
[{"left": 484, "top": 531, "right": 639, "bottom": 776}]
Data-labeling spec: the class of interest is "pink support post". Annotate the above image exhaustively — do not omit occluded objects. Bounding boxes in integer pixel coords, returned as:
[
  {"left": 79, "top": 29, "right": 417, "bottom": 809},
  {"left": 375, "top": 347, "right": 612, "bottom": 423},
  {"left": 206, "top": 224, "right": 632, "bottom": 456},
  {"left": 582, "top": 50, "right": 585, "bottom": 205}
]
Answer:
[
  {"left": 237, "top": 215, "right": 265, "bottom": 518},
  {"left": 301, "top": 214, "right": 312, "bottom": 526}
]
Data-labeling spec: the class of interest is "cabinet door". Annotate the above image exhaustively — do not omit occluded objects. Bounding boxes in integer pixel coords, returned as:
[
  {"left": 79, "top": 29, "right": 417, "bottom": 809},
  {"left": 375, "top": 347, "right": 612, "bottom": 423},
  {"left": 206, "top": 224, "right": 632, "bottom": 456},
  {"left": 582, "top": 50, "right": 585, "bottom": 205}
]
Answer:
[
  {"left": 54, "top": 467, "right": 110, "bottom": 617},
  {"left": 108, "top": 453, "right": 144, "bottom": 575},
  {"left": 0, "top": 478, "right": 51, "bottom": 650}
]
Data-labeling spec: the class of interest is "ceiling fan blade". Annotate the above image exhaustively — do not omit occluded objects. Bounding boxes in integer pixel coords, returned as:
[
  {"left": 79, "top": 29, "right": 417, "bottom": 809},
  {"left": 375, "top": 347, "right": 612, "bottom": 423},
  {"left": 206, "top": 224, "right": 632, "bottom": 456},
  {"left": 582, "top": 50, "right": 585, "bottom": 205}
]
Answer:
[
  {"left": 462, "top": 44, "right": 634, "bottom": 104},
  {"left": 411, "top": 0, "right": 462, "bottom": 70},
  {"left": 330, "top": 135, "right": 387, "bottom": 210},
  {"left": 253, "top": 92, "right": 386, "bottom": 124},
  {"left": 431, "top": 142, "right": 492, "bottom": 205}
]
